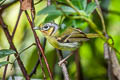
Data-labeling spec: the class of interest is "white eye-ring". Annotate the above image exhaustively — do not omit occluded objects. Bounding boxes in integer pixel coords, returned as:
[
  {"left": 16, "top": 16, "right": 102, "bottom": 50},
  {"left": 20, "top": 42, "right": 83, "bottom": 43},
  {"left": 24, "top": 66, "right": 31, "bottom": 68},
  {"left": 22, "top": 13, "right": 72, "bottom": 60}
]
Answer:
[{"left": 42, "top": 25, "right": 50, "bottom": 30}]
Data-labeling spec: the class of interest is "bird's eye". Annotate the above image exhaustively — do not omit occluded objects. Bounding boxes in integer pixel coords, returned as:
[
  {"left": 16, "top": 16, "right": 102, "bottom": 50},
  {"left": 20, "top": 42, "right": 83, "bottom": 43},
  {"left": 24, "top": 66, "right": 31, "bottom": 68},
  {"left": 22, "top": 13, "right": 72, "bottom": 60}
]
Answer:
[{"left": 43, "top": 26, "right": 49, "bottom": 30}]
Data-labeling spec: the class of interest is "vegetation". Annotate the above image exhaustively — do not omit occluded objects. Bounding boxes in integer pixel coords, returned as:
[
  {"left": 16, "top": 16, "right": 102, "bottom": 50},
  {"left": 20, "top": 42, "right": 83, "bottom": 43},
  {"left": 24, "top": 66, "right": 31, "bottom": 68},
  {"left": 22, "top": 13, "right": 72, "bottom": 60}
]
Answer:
[{"left": 0, "top": 0, "right": 120, "bottom": 80}]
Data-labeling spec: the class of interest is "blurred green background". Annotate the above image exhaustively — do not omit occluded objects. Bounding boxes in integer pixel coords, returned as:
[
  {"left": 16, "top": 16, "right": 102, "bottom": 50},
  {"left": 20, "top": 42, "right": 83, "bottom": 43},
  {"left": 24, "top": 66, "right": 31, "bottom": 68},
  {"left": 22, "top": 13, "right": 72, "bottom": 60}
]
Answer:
[{"left": 0, "top": 0, "right": 120, "bottom": 80}]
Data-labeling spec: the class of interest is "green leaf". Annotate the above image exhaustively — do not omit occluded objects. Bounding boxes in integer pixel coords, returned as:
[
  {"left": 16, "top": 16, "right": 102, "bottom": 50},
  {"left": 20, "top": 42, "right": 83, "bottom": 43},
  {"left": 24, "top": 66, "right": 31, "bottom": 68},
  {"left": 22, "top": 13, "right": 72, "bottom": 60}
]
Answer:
[
  {"left": 0, "top": 61, "right": 9, "bottom": 67},
  {"left": 72, "top": 0, "right": 87, "bottom": 10},
  {"left": 61, "top": 6, "right": 76, "bottom": 14},
  {"left": 44, "top": 14, "right": 60, "bottom": 23},
  {"left": 61, "top": 5, "right": 86, "bottom": 16},
  {"left": 85, "top": 2, "right": 97, "bottom": 15},
  {"left": 37, "top": 5, "right": 62, "bottom": 16},
  {"left": 37, "top": 5, "right": 62, "bottom": 22},
  {"left": 73, "top": 19, "right": 88, "bottom": 30},
  {"left": 60, "top": 18, "right": 73, "bottom": 32},
  {"left": 0, "top": 49, "right": 16, "bottom": 58},
  {"left": 80, "top": 0, "right": 87, "bottom": 10}
]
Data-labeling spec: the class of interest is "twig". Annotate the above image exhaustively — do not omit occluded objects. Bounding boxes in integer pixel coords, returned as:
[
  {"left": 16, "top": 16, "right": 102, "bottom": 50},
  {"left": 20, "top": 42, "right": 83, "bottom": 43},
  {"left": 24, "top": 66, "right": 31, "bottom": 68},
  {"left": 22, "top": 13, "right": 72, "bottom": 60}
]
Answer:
[
  {"left": 57, "top": 50, "right": 70, "bottom": 80},
  {"left": 12, "top": 10, "right": 23, "bottom": 38},
  {"left": 13, "top": 43, "right": 36, "bottom": 63},
  {"left": 104, "top": 43, "right": 116, "bottom": 80},
  {"left": 65, "top": 0, "right": 83, "bottom": 16},
  {"left": 74, "top": 50, "right": 84, "bottom": 80},
  {"left": 0, "top": 15, "right": 30, "bottom": 80},
  {"left": 58, "top": 52, "right": 73, "bottom": 66},
  {"left": 29, "top": 57, "right": 40, "bottom": 77},
  {"left": 62, "top": 2, "right": 120, "bottom": 66},
  {"left": 94, "top": 0, "right": 106, "bottom": 33},
  {"left": 34, "top": 0, "right": 42, "bottom": 5},
  {"left": 110, "top": 49, "right": 120, "bottom": 80},
  {"left": 29, "top": 38, "right": 46, "bottom": 77},
  {"left": 30, "top": 6, "right": 46, "bottom": 78},
  {"left": 29, "top": 51, "right": 46, "bottom": 79},
  {"left": 0, "top": 0, "right": 18, "bottom": 13},
  {"left": 94, "top": 0, "right": 120, "bottom": 80},
  {"left": 1, "top": 2, "right": 22, "bottom": 79},
  {"left": 2, "top": 56, "right": 10, "bottom": 80},
  {"left": 94, "top": 0, "right": 114, "bottom": 80},
  {"left": 29, "top": 0, "right": 52, "bottom": 78},
  {"left": 25, "top": 11, "right": 53, "bottom": 80}
]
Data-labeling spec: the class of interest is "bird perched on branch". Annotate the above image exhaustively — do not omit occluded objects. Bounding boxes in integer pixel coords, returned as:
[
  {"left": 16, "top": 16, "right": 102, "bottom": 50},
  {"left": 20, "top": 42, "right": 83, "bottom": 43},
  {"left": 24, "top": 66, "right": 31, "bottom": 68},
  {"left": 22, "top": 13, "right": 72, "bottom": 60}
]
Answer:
[{"left": 34, "top": 22, "right": 98, "bottom": 50}]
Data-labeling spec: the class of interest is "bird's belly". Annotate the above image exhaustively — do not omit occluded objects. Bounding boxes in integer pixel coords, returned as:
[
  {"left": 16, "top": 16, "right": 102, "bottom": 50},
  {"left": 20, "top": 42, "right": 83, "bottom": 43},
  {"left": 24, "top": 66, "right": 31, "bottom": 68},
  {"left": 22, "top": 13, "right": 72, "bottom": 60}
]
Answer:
[
  {"left": 50, "top": 41, "right": 80, "bottom": 51},
  {"left": 47, "top": 36, "right": 80, "bottom": 50}
]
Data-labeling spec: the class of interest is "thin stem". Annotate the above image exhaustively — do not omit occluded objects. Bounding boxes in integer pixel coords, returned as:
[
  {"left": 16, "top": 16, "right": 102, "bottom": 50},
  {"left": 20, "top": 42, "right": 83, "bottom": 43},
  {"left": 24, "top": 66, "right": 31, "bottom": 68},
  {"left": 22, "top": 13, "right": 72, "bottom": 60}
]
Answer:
[
  {"left": 70, "top": 16, "right": 105, "bottom": 39},
  {"left": 12, "top": 10, "right": 22, "bottom": 39},
  {"left": 20, "top": 43, "right": 36, "bottom": 54},
  {"left": 65, "top": 0, "right": 83, "bottom": 16},
  {"left": 2, "top": 56, "right": 10, "bottom": 80},
  {"left": 94, "top": 0, "right": 106, "bottom": 33},
  {"left": 29, "top": 0, "right": 51, "bottom": 78},
  {"left": 0, "top": 0, "right": 18, "bottom": 13},
  {"left": 34, "top": 0, "right": 42, "bottom": 5},
  {"left": 29, "top": 38, "right": 47, "bottom": 77},
  {"left": 29, "top": 58, "right": 40, "bottom": 77},
  {"left": 31, "top": 8, "right": 46, "bottom": 79},
  {"left": 0, "top": 15, "right": 30, "bottom": 80},
  {"left": 1, "top": 4, "right": 22, "bottom": 79},
  {"left": 69, "top": 16, "right": 120, "bottom": 54},
  {"left": 13, "top": 43, "right": 36, "bottom": 63},
  {"left": 25, "top": 11, "right": 53, "bottom": 80},
  {"left": 29, "top": 51, "right": 46, "bottom": 79},
  {"left": 74, "top": 50, "right": 84, "bottom": 80},
  {"left": 57, "top": 50, "right": 70, "bottom": 80},
  {"left": 58, "top": 52, "right": 74, "bottom": 66}
]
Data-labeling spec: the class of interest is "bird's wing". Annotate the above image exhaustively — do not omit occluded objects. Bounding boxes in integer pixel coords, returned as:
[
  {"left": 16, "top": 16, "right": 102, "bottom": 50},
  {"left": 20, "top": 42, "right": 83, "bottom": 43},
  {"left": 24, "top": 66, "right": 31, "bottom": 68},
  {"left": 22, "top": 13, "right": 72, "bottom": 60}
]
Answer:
[{"left": 57, "top": 28, "right": 89, "bottom": 43}]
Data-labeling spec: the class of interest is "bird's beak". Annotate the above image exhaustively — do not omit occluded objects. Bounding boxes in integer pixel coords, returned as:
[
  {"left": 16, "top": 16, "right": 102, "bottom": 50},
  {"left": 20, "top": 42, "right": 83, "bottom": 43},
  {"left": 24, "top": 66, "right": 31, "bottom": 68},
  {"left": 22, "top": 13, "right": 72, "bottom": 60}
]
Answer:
[{"left": 33, "top": 27, "right": 41, "bottom": 30}]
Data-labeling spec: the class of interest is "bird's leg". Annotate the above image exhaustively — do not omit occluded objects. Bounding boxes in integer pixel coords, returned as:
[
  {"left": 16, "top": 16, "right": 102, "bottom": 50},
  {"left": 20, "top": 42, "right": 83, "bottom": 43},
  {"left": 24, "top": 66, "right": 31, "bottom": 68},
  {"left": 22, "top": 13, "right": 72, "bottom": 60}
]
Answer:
[{"left": 58, "top": 52, "right": 74, "bottom": 66}]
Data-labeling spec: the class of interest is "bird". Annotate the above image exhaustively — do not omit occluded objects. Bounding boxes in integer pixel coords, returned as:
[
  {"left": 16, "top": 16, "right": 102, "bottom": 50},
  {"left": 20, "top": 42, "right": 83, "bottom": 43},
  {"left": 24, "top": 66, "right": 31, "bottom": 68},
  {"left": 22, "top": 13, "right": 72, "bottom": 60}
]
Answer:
[{"left": 33, "top": 22, "right": 89, "bottom": 51}]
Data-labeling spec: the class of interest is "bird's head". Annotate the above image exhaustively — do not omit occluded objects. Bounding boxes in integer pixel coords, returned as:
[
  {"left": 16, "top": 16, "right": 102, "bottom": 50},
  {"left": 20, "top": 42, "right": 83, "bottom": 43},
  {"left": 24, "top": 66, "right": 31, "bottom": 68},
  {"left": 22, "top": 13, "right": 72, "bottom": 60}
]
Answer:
[{"left": 34, "top": 23, "right": 59, "bottom": 36}]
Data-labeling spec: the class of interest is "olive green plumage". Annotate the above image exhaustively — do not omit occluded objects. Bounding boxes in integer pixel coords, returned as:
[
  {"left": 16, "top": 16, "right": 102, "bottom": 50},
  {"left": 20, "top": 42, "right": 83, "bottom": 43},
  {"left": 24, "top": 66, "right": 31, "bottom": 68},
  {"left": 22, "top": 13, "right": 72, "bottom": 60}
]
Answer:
[{"left": 34, "top": 22, "right": 88, "bottom": 50}]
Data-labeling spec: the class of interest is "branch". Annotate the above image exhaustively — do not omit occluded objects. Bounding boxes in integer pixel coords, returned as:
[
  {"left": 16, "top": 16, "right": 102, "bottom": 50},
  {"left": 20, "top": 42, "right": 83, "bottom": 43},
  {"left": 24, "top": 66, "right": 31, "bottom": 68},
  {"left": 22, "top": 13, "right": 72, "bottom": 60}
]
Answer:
[
  {"left": 74, "top": 50, "right": 84, "bottom": 80},
  {"left": 29, "top": 0, "right": 51, "bottom": 78},
  {"left": 57, "top": 50, "right": 70, "bottom": 80},
  {"left": 110, "top": 49, "right": 120, "bottom": 80},
  {"left": 94, "top": 0, "right": 106, "bottom": 33},
  {"left": 94, "top": 0, "right": 120, "bottom": 79},
  {"left": 25, "top": 11, "right": 53, "bottom": 80},
  {"left": 12, "top": 10, "right": 23, "bottom": 38},
  {"left": 0, "top": 16, "right": 30, "bottom": 80},
  {"left": 0, "top": 0, "right": 18, "bottom": 13},
  {"left": 29, "top": 51, "right": 46, "bottom": 79},
  {"left": 2, "top": 56, "right": 10, "bottom": 80},
  {"left": 29, "top": 39, "right": 47, "bottom": 79}
]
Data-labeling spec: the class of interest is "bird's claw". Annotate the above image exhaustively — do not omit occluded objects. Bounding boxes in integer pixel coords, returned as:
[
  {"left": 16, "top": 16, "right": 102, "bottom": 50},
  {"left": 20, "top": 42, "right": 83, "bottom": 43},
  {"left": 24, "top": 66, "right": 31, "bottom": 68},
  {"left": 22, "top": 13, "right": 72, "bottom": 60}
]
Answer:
[{"left": 58, "top": 60, "right": 68, "bottom": 66}]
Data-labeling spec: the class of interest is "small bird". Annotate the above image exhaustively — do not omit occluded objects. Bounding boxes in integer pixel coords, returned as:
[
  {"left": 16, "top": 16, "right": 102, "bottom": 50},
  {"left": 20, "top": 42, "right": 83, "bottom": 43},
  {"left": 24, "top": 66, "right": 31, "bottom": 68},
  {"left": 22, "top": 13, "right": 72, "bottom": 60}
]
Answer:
[{"left": 34, "top": 22, "right": 89, "bottom": 51}]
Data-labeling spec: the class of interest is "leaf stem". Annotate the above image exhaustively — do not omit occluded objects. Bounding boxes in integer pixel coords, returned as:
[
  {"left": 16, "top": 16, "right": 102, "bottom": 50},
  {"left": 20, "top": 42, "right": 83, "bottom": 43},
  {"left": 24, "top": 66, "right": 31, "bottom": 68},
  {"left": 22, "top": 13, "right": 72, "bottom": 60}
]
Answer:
[
  {"left": 65, "top": 0, "right": 120, "bottom": 54},
  {"left": 65, "top": 0, "right": 83, "bottom": 16},
  {"left": 94, "top": 0, "right": 106, "bottom": 33}
]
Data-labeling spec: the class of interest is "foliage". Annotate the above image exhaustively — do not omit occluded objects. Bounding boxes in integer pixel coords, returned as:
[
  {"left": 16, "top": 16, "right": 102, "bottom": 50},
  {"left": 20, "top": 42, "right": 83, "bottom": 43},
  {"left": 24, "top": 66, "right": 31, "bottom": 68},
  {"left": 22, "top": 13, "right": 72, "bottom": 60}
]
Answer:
[
  {"left": 0, "top": 49, "right": 16, "bottom": 58},
  {"left": 0, "top": 0, "right": 120, "bottom": 80}
]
